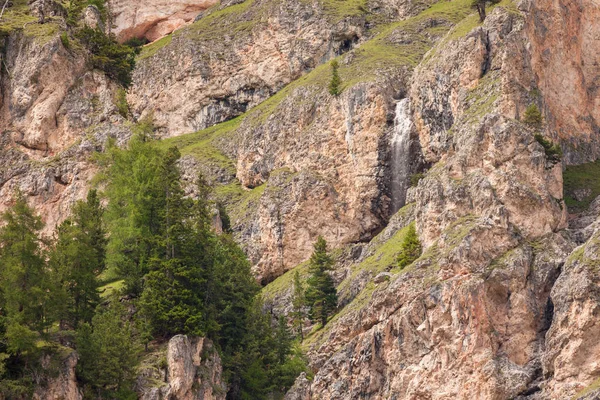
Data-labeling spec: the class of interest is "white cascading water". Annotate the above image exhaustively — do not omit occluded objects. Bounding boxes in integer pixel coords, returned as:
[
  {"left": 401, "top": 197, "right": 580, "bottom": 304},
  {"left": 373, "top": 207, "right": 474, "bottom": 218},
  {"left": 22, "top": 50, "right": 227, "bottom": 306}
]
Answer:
[{"left": 390, "top": 98, "right": 412, "bottom": 214}]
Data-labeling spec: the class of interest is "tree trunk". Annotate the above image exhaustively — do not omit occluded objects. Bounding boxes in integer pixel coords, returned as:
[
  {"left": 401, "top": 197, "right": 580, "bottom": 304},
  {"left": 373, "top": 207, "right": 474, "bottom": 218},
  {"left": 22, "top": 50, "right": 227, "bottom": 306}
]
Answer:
[{"left": 477, "top": 2, "right": 486, "bottom": 22}]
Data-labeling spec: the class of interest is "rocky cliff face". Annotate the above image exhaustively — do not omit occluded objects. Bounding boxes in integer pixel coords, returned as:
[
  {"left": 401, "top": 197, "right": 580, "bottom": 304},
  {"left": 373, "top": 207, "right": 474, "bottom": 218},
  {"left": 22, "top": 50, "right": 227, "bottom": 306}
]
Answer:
[
  {"left": 0, "top": 23, "right": 130, "bottom": 234},
  {"left": 127, "top": 0, "right": 367, "bottom": 138},
  {"left": 3, "top": 0, "right": 600, "bottom": 398},
  {"left": 526, "top": 0, "right": 600, "bottom": 164}
]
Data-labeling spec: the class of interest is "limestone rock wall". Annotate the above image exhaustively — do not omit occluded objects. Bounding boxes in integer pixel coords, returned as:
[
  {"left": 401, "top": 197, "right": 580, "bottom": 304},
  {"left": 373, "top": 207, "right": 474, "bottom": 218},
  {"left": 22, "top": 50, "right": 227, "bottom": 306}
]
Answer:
[
  {"left": 234, "top": 80, "right": 400, "bottom": 282},
  {"left": 282, "top": 4, "right": 599, "bottom": 399}
]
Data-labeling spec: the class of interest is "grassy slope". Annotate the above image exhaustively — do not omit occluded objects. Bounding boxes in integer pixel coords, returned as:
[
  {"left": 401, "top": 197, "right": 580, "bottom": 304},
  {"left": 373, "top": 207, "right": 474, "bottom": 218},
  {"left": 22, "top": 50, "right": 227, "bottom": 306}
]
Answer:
[
  {"left": 563, "top": 160, "right": 600, "bottom": 213},
  {"left": 0, "top": 0, "right": 61, "bottom": 43}
]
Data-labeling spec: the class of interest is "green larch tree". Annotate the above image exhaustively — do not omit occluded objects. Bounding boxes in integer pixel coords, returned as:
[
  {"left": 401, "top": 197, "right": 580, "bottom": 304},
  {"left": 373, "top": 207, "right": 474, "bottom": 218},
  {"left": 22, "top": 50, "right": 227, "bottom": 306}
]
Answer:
[
  {"left": 397, "top": 224, "right": 422, "bottom": 269},
  {"left": 0, "top": 194, "right": 51, "bottom": 354}
]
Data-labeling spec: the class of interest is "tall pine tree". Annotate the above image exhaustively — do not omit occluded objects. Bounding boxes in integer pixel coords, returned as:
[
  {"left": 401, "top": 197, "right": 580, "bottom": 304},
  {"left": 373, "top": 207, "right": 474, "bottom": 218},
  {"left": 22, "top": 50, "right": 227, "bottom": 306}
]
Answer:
[
  {"left": 305, "top": 237, "right": 337, "bottom": 327},
  {"left": 51, "top": 190, "right": 107, "bottom": 330},
  {"left": 139, "top": 150, "right": 209, "bottom": 338},
  {"left": 101, "top": 120, "right": 164, "bottom": 296},
  {"left": 0, "top": 194, "right": 50, "bottom": 354}
]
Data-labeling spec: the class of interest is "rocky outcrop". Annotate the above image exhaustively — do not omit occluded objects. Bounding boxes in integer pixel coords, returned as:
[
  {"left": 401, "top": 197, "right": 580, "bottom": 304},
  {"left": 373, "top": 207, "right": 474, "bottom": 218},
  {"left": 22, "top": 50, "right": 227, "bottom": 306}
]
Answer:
[
  {"left": 542, "top": 217, "right": 600, "bottom": 398},
  {"left": 136, "top": 335, "right": 226, "bottom": 400},
  {"left": 233, "top": 80, "right": 398, "bottom": 283},
  {"left": 33, "top": 351, "right": 82, "bottom": 400},
  {"left": 107, "top": 0, "right": 219, "bottom": 42}
]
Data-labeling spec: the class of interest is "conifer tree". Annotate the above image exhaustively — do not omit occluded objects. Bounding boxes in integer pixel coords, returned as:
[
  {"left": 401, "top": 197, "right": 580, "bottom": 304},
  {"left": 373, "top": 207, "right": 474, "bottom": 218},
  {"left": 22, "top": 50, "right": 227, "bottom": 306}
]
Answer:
[
  {"left": 76, "top": 299, "right": 141, "bottom": 397},
  {"left": 0, "top": 194, "right": 50, "bottom": 354},
  {"left": 397, "top": 224, "right": 422, "bottom": 269},
  {"left": 305, "top": 237, "right": 337, "bottom": 327},
  {"left": 328, "top": 60, "right": 342, "bottom": 96},
  {"left": 274, "top": 316, "right": 292, "bottom": 365},
  {"left": 102, "top": 121, "right": 164, "bottom": 296},
  {"left": 139, "top": 148, "right": 206, "bottom": 337},
  {"left": 51, "top": 190, "right": 106, "bottom": 330},
  {"left": 291, "top": 271, "right": 306, "bottom": 340}
]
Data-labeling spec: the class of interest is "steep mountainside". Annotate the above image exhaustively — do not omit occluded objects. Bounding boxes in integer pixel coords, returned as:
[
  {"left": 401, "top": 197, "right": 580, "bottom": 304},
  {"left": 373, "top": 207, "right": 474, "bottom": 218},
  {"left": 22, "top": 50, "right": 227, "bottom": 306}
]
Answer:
[{"left": 1, "top": 0, "right": 600, "bottom": 398}]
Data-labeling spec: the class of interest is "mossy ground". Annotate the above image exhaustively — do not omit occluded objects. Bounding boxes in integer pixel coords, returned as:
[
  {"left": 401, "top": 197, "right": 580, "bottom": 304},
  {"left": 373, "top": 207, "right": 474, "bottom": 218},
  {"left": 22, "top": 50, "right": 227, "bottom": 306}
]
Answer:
[{"left": 563, "top": 160, "right": 600, "bottom": 213}]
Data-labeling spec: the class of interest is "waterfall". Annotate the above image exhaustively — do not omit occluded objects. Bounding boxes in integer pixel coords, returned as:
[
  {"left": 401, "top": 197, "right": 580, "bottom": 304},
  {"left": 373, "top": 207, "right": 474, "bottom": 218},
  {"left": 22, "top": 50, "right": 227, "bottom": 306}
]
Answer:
[{"left": 390, "top": 98, "right": 412, "bottom": 214}]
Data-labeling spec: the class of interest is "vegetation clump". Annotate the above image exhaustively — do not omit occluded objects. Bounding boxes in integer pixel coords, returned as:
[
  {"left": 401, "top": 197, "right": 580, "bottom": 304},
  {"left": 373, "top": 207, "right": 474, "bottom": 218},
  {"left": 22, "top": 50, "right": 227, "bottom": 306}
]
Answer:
[
  {"left": 534, "top": 133, "right": 563, "bottom": 164},
  {"left": 410, "top": 172, "right": 425, "bottom": 187},
  {"left": 397, "top": 223, "right": 422, "bottom": 269},
  {"left": 523, "top": 103, "right": 543, "bottom": 127},
  {"left": 115, "top": 87, "right": 129, "bottom": 118},
  {"left": 75, "top": 27, "right": 136, "bottom": 87}
]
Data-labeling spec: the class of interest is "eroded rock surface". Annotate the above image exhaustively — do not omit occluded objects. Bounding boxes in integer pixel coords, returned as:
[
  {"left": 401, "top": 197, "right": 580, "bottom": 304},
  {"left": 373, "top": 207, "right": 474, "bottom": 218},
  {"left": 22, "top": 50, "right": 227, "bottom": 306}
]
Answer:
[
  {"left": 33, "top": 351, "right": 82, "bottom": 400},
  {"left": 526, "top": 0, "right": 600, "bottom": 164},
  {"left": 281, "top": 3, "right": 600, "bottom": 399},
  {"left": 0, "top": 23, "right": 130, "bottom": 234}
]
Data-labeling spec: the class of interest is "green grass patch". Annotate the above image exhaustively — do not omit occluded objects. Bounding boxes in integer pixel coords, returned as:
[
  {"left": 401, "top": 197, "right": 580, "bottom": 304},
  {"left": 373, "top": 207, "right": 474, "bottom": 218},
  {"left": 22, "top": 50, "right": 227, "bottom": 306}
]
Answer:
[
  {"left": 261, "top": 260, "right": 311, "bottom": 302},
  {"left": 159, "top": 116, "right": 241, "bottom": 174},
  {"left": 181, "top": 0, "right": 258, "bottom": 42},
  {"left": 137, "top": 34, "right": 172, "bottom": 61},
  {"left": 564, "top": 160, "right": 600, "bottom": 213},
  {"left": 0, "top": 0, "right": 60, "bottom": 44},
  {"left": 99, "top": 279, "right": 125, "bottom": 299},
  {"left": 317, "top": 0, "right": 368, "bottom": 21},
  {"left": 229, "top": 183, "right": 266, "bottom": 223},
  {"left": 336, "top": 225, "right": 411, "bottom": 295}
]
